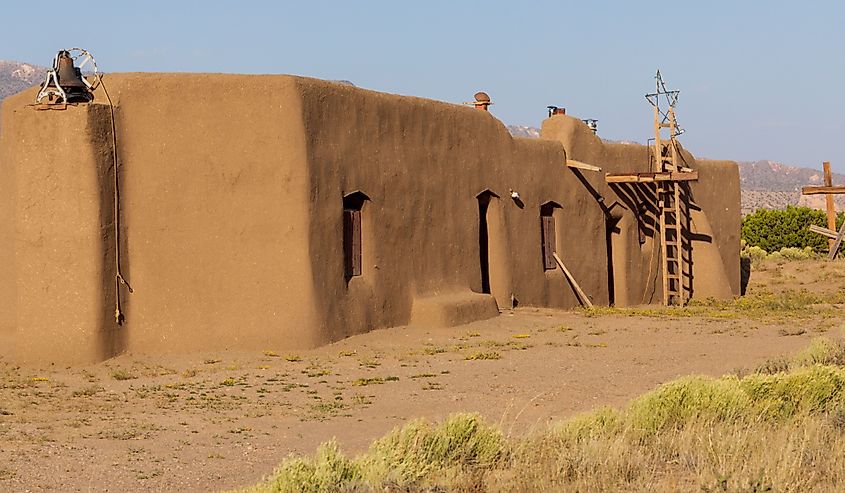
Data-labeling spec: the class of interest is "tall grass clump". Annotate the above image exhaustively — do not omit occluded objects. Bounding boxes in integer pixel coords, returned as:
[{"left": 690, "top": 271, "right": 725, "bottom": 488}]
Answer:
[
  {"left": 362, "top": 413, "right": 506, "bottom": 487},
  {"left": 240, "top": 441, "right": 362, "bottom": 493},
  {"left": 237, "top": 413, "right": 505, "bottom": 492}
]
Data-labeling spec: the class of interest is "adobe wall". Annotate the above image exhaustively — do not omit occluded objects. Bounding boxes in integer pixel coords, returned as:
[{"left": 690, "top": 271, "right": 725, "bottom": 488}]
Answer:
[
  {"left": 293, "top": 78, "right": 609, "bottom": 341},
  {"left": 691, "top": 160, "right": 742, "bottom": 296},
  {"left": 0, "top": 100, "right": 117, "bottom": 364}
]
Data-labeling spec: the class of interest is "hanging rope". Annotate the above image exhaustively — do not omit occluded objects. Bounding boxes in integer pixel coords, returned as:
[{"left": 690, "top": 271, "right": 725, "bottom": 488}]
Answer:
[{"left": 99, "top": 76, "right": 133, "bottom": 324}]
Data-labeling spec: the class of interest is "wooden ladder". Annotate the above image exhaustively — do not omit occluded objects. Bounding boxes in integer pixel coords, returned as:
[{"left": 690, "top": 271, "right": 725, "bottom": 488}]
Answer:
[
  {"left": 658, "top": 179, "right": 684, "bottom": 305},
  {"left": 654, "top": 107, "right": 688, "bottom": 305}
]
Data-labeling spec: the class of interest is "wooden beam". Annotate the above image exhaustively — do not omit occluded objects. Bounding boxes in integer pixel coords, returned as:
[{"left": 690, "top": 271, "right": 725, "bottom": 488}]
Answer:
[
  {"left": 801, "top": 185, "right": 845, "bottom": 195},
  {"left": 566, "top": 159, "right": 602, "bottom": 172},
  {"left": 605, "top": 170, "right": 698, "bottom": 184},
  {"left": 552, "top": 253, "right": 593, "bottom": 308},
  {"left": 823, "top": 162, "right": 837, "bottom": 250},
  {"left": 809, "top": 224, "right": 839, "bottom": 239}
]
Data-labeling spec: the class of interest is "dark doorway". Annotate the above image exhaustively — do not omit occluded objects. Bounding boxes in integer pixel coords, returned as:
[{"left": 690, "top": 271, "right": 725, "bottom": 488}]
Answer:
[
  {"left": 539, "top": 202, "right": 561, "bottom": 271},
  {"left": 605, "top": 218, "right": 617, "bottom": 306},
  {"left": 478, "top": 194, "right": 491, "bottom": 294}
]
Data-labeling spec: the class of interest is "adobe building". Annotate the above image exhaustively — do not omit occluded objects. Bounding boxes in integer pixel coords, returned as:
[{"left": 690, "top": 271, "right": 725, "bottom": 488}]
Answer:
[{"left": 0, "top": 74, "right": 740, "bottom": 365}]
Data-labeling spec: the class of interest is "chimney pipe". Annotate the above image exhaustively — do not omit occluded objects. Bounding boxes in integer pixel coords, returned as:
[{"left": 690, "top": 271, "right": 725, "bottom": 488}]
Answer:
[
  {"left": 473, "top": 91, "right": 492, "bottom": 111},
  {"left": 547, "top": 106, "right": 566, "bottom": 117}
]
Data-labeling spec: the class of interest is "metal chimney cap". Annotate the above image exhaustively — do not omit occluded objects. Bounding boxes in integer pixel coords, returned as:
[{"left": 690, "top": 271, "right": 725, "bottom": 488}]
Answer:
[{"left": 474, "top": 92, "right": 491, "bottom": 103}]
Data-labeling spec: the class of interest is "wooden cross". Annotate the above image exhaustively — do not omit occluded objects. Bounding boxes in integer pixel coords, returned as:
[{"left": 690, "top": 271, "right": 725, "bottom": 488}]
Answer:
[{"left": 802, "top": 161, "right": 845, "bottom": 259}]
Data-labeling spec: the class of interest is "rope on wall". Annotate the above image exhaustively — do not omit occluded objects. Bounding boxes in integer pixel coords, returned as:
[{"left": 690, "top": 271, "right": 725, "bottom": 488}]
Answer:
[{"left": 99, "top": 76, "right": 133, "bottom": 324}]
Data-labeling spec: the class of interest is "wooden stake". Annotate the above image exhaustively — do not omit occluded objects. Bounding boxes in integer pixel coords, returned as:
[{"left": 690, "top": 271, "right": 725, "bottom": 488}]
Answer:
[
  {"left": 553, "top": 253, "right": 593, "bottom": 308},
  {"left": 828, "top": 220, "right": 845, "bottom": 261},
  {"left": 823, "top": 162, "right": 837, "bottom": 251}
]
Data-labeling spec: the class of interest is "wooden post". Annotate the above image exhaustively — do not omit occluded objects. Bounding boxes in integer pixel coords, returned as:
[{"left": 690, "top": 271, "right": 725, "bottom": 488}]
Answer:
[
  {"left": 828, "top": 220, "right": 845, "bottom": 261},
  {"left": 823, "top": 162, "right": 837, "bottom": 251},
  {"left": 802, "top": 161, "right": 844, "bottom": 258}
]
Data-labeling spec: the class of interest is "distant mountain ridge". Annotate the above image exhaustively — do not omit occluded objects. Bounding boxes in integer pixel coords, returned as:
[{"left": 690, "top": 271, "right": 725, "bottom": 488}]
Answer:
[
  {"left": 738, "top": 160, "right": 845, "bottom": 214},
  {"left": 738, "top": 160, "right": 845, "bottom": 192},
  {"left": 0, "top": 60, "right": 47, "bottom": 101},
  {"left": 507, "top": 125, "right": 540, "bottom": 138}
]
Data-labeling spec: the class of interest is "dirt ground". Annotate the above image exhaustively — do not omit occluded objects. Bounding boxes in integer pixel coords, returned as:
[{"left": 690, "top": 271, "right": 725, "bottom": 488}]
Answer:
[{"left": 1, "top": 260, "right": 843, "bottom": 492}]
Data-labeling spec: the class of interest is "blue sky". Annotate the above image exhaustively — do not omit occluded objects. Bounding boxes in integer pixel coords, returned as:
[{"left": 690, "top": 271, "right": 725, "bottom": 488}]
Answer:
[{"left": 2, "top": 1, "right": 844, "bottom": 172}]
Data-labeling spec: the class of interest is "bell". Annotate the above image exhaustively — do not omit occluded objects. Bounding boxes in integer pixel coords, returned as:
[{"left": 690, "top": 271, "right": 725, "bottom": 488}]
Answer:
[
  {"left": 54, "top": 50, "right": 93, "bottom": 102},
  {"left": 35, "top": 48, "right": 98, "bottom": 104}
]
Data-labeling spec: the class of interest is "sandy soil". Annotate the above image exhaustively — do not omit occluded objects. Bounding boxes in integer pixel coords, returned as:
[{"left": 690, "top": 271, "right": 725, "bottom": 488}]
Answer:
[{"left": 1, "top": 260, "right": 843, "bottom": 492}]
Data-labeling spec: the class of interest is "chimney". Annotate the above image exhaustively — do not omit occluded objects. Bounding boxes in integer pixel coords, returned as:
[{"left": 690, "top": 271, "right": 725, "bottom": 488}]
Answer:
[
  {"left": 547, "top": 106, "right": 566, "bottom": 117},
  {"left": 473, "top": 91, "right": 492, "bottom": 111}
]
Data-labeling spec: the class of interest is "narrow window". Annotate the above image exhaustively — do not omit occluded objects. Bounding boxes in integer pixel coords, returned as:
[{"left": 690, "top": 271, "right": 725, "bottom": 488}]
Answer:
[
  {"left": 540, "top": 202, "right": 559, "bottom": 271},
  {"left": 342, "top": 192, "right": 369, "bottom": 279},
  {"left": 343, "top": 208, "right": 361, "bottom": 278}
]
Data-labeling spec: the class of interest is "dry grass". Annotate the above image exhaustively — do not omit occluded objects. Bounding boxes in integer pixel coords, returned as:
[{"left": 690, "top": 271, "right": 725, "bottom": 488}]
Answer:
[
  {"left": 234, "top": 338, "right": 845, "bottom": 492},
  {"left": 585, "top": 288, "right": 844, "bottom": 320}
]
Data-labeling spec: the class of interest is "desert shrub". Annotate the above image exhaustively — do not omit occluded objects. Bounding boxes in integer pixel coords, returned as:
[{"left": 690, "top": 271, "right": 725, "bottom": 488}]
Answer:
[
  {"left": 362, "top": 413, "right": 506, "bottom": 485},
  {"left": 739, "top": 365, "right": 845, "bottom": 421},
  {"left": 756, "top": 337, "right": 845, "bottom": 376},
  {"left": 741, "top": 206, "right": 844, "bottom": 254},
  {"left": 792, "top": 337, "right": 845, "bottom": 367},
  {"left": 768, "top": 245, "right": 816, "bottom": 261},
  {"left": 740, "top": 244, "right": 768, "bottom": 267},
  {"left": 553, "top": 406, "right": 621, "bottom": 441},
  {"left": 755, "top": 356, "right": 790, "bottom": 375},
  {"left": 244, "top": 441, "right": 362, "bottom": 493},
  {"left": 238, "top": 413, "right": 505, "bottom": 492},
  {"left": 625, "top": 375, "right": 751, "bottom": 434}
]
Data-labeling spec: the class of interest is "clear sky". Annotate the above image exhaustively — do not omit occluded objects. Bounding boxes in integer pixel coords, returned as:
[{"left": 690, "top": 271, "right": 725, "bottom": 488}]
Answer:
[{"left": 2, "top": 1, "right": 843, "bottom": 172}]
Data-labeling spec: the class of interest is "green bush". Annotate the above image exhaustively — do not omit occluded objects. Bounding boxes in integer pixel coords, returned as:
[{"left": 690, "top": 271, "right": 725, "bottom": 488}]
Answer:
[
  {"left": 363, "top": 413, "right": 506, "bottom": 484},
  {"left": 741, "top": 206, "right": 844, "bottom": 254}
]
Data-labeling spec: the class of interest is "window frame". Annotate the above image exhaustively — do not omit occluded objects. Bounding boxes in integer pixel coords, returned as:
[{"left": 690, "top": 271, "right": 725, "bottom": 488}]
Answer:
[{"left": 342, "top": 191, "right": 369, "bottom": 280}]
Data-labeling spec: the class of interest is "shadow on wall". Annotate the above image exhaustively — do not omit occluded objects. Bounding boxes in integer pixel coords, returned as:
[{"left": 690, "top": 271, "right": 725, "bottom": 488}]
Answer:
[{"left": 740, "top": 257, "right": 751, "bottom": 295}]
